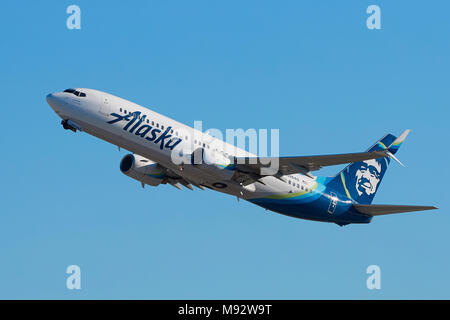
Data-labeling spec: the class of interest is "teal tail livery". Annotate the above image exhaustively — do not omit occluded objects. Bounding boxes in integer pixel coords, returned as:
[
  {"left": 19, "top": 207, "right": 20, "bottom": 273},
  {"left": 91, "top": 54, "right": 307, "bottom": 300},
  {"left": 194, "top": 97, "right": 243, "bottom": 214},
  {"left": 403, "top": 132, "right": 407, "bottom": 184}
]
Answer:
[
  {"left": 326, "top": 131, "right": 409, "bottom": 205},
  {"left": 46, "top": 88, "right": 438, "bottom": 226},
  {"left": 321, "top": 130, "right": 437, "bottom": 225},
  {"left": 242, "top": 129, "right": 437, "bottom": 226}
]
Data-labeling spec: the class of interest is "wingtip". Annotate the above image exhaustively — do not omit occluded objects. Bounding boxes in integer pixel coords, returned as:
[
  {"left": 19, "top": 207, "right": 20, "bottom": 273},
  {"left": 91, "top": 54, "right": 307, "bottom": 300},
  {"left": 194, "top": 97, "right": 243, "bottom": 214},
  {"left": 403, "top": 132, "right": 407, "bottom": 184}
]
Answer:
[
  {"left": 387, "top": 129, "right": 411, "bottom": 150},
  {"left": 396, "top": 129, "right": 411, "bottom": 143},
  {"left": 386, "top": 150, "right": 405, "bottom": 167},
  {"left": 401, "top": 129, "right": 411, "bottom": 138}
]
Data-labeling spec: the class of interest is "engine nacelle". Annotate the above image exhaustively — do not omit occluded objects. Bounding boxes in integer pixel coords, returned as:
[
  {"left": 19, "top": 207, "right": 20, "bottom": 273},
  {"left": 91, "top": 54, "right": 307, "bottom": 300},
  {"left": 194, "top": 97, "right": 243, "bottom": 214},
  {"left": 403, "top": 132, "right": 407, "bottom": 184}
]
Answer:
[
  {"left": 191, "top": 147, "right": 235, "bottom": 181},
  {"left": 120, "top": 154, "right": 165, "bottom": 186}
]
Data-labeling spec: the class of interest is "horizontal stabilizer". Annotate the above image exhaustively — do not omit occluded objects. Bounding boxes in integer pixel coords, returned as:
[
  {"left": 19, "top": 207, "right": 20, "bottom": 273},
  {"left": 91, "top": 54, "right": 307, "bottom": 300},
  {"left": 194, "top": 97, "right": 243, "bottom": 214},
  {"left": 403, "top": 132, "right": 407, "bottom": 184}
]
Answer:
[{"left": 353, "top": 204, "right": 438, "bottom": 216}]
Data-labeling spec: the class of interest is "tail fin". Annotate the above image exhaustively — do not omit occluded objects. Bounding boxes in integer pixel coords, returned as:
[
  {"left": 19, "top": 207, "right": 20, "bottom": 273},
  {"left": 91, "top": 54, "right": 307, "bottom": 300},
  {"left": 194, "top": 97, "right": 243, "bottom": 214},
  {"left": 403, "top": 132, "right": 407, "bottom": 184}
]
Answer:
[{"left": 326, "top": 130, "right": 410, "bottom": 204}]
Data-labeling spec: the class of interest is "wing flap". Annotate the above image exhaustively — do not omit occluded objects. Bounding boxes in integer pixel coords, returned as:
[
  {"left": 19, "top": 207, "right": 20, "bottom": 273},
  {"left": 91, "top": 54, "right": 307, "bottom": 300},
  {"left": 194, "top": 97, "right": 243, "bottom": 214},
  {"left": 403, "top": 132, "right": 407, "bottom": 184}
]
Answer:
[{"left": 353, "top": 204, "right": 438, "bottom": 216}]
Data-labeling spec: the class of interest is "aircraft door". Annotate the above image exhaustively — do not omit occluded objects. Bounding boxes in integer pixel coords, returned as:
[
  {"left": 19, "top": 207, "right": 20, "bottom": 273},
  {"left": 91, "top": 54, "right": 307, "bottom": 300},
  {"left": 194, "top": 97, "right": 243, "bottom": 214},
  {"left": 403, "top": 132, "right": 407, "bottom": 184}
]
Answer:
[{"left": 99, "top": 96, "right": 112, "bottom": 118}]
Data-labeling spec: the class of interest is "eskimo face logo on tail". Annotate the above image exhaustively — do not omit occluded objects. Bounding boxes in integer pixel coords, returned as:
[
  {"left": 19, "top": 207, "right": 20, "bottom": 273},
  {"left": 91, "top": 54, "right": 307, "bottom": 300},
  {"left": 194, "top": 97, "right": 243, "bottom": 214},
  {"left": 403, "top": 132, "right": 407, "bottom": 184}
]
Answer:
[
  {"left": 341, "top": 157, "right": 389, "bottom": 203},
  {"left": 355, "top": 159, "right": 382, "bottom": 196},
  {"left": 107, "top": 111, "right": 182, "bottom": 151}
]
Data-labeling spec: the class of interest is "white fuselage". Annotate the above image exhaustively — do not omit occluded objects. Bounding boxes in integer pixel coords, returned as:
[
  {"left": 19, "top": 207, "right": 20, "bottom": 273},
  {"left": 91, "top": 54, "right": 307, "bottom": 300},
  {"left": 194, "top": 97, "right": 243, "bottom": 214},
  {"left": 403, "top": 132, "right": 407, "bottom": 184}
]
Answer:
[{"left": 46, "top": 88, "right": 317, "bottom": 199}]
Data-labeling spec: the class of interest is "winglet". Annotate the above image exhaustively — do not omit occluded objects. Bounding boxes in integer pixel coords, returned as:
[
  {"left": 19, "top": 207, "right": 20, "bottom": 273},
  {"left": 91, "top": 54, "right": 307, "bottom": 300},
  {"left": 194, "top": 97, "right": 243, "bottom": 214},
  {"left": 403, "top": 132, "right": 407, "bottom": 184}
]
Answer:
[
  {"left": 386, "top": 129, "right": 410, "bottom": 166},
  {"left": 386, "top": 151, "right": 405, "bottom": 167},
  {"left": 388, "top": 129, "right": 410, "bottom": 151}
]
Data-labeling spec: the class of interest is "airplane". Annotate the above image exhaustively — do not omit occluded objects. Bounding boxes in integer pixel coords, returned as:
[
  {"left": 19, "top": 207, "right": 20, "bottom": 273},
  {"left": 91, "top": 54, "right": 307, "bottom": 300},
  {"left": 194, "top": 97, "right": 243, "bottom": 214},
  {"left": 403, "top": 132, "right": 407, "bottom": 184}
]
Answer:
[{"left": 46, "top": 88, "right": 437, "bottom": 226}]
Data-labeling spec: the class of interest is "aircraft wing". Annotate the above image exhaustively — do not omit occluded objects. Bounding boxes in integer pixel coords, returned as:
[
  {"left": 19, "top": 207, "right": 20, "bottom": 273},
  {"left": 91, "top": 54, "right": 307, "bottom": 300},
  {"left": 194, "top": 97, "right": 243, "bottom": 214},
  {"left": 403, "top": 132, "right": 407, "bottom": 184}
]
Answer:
[
  {"left": 353, "top": 204, "right": 438, "bottom": 216},
  {"left": 234, "top": 150, "right": 389, "bottom": 176}
]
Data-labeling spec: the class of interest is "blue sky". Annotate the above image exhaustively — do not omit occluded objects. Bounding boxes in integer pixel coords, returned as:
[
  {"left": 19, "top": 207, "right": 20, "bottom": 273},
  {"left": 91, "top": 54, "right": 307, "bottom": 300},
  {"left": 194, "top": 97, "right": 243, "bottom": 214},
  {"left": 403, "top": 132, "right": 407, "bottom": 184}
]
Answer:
[{"left": 0, "top": 0, "right": 448, "bottom": 299}]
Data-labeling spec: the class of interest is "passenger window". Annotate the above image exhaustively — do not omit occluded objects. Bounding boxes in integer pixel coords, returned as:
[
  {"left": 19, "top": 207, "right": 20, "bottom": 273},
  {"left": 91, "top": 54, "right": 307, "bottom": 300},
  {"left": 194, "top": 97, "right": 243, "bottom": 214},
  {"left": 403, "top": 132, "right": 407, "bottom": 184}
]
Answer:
[
  {"left": 156, "top": 123, "right": 159, "bottom": 128},
  {"left": 120, "top": 108, "right": 122, "bottom": 112},
  {"left": 161, "top": 125, "right": 164, "bottom": 130}
]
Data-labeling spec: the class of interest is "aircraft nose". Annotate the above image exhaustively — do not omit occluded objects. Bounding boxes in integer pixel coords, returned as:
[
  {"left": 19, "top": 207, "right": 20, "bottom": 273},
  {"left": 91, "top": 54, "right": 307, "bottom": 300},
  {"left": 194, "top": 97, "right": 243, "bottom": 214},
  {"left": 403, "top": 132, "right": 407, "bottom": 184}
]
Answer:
[
  {"left": 46, "top": 92, "right": 64, "bottom": 113},
  {"left": 46, "top": 93, "right": 55, "bottom": 105}
]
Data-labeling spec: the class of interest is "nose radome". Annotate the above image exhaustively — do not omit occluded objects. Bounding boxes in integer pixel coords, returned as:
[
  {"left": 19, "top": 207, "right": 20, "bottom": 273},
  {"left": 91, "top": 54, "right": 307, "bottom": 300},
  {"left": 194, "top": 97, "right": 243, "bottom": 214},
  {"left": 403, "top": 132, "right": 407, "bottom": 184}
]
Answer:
[
  {"left": 46, "top": 93, "right": 54, "bottom": 104},
  {"left": 46, "top": 92, "right": 63, "bottom": 112}
]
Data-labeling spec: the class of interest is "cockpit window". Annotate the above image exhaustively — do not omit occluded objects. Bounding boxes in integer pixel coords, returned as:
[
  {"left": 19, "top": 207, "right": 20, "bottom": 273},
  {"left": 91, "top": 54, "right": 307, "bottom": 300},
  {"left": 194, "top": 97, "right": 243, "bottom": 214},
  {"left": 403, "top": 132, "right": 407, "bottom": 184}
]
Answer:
[{"left": 64, "top": 88, "right": 87, "bottom": 97}]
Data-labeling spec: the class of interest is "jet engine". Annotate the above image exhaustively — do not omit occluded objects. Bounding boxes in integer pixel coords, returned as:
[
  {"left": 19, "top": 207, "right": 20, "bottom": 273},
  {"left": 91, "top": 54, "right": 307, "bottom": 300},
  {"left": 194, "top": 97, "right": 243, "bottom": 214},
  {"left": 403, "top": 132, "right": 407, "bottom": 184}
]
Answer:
[{"left": 120, "top": 153, "right": 165, "bottom": 186}]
